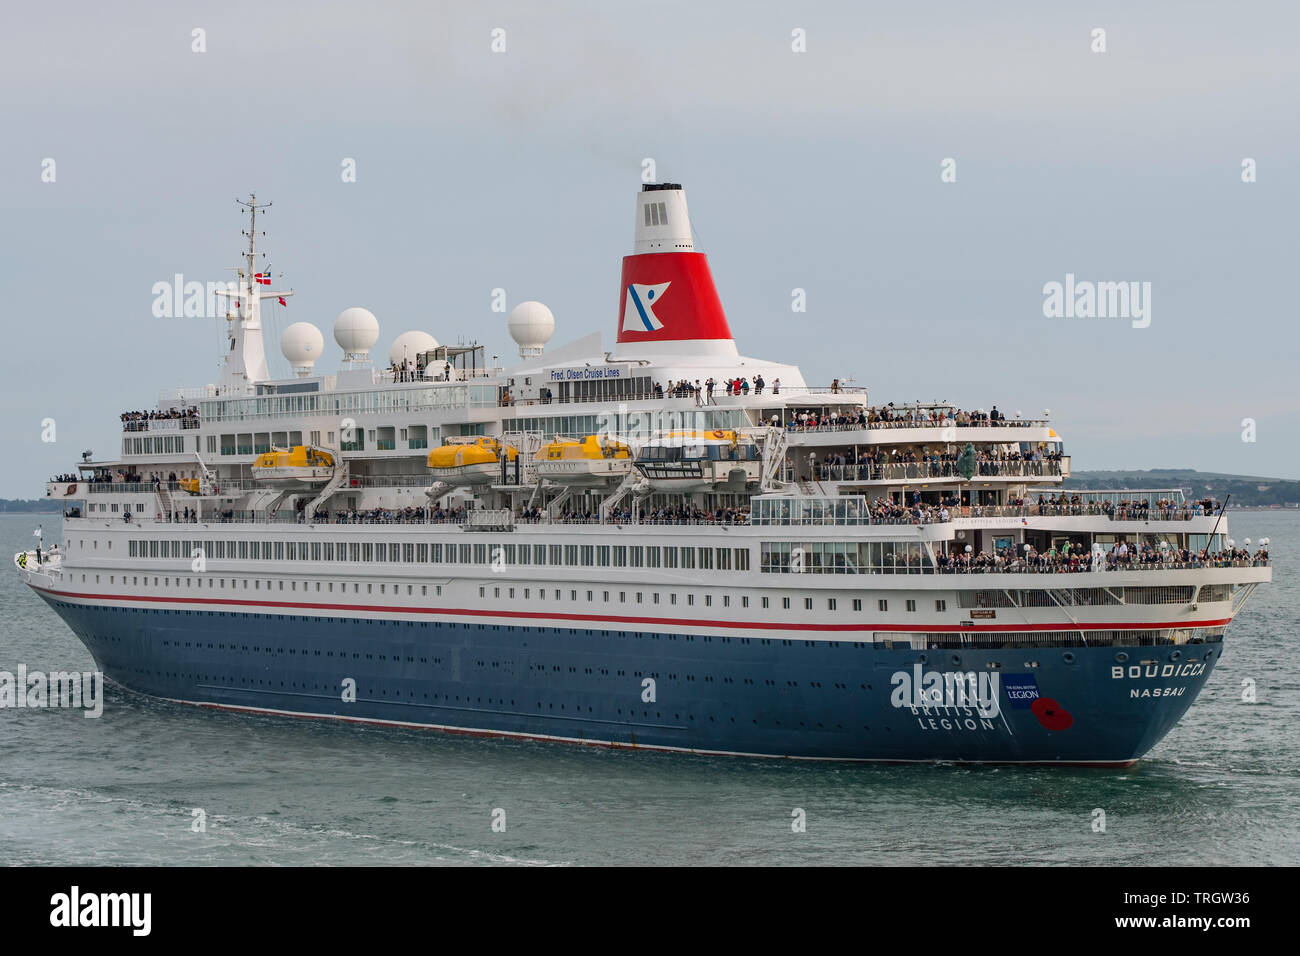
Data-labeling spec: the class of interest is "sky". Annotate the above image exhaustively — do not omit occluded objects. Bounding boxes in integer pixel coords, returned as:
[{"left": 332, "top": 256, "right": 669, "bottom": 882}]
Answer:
[{"left": 3, "top": 0, "right": 1298, "bottom": 497}]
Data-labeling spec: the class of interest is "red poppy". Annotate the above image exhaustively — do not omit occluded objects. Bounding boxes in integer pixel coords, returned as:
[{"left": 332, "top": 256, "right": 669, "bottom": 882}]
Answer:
[{"left": 1031, "top": 697, "right": 1074, "bottom": 731}]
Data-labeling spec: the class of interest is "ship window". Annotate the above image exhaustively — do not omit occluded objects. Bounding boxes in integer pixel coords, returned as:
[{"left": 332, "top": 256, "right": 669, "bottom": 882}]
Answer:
[
  {"left": 587, "top": 590, "right": 593, "bottom": 601},
  {"left": 783, "top": 598, "right": 790, "bottom": 609},
  {"left": 879, "top": 600, "right": 888, "bottom": 611},
  {"left": 570, "top": 590, "right": 577, "bottom": 601},
  {"left": 687, "top": 595, "right": 695, "bottom": 606},
  {"left": 828, "top": 599, "right": 836, "bottom": 610},
  {"left": 671, "top": 594, "right": 677, "bottom": 605},
  {"left": 761, "top": 597, "right": 769, "bottom": 608},
  {"left": 653, "top": 593, "right": 660, "bottom": 604},
  {"left": 636, "top": 592, "right": 643, "bottom": 604},
  {"left": 852, "top": 599, "right": 862, "bottom": 611},
  {"left": 936, "top": 600, "right": 946, "bottom": 612},
  {"left": 906, "top": 600, "right": 916, "bottom": 612},
  {"left": 740, "top": 596, "right": 748, "bottom": 608},
  {"left": 603, "top": 591, "right": 610, "bottom": 602},
  {"left": 805, "top": 598, "right": 813, "bottom": 610}
]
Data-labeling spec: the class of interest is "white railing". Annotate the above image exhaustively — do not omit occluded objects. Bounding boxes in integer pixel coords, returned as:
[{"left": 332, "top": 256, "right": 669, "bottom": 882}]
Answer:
[{"left": 463, "top": 509, "right": 514, "bottom": 529}]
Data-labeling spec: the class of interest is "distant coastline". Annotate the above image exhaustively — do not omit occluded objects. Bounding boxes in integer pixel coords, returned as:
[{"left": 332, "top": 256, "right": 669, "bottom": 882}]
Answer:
[
  {"left": 1064, "top": 469, "right": 1300, "bottom": 509},
  {"left": 0, "top": 499, "right": 65, "bottom": 514}
]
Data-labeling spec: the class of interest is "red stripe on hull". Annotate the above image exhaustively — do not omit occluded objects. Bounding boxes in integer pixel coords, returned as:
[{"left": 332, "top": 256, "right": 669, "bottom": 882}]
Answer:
[{"left": 35, "top": 586, "right": 1231, "bottom": 634}]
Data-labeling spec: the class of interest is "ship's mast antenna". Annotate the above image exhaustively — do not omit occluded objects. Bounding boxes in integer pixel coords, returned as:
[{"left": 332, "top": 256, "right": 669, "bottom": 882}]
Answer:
[{"left": 236, "top": 193, "right": 272, "bottom": 284}]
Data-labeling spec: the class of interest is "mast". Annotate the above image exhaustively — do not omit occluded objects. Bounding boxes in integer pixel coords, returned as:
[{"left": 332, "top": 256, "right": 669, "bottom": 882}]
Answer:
[
  {"left": 217, "top": 194, "right": 294, "bottom": 391},
  {"left": 239, "top": 193, "right": 270, "bottom": 288}
]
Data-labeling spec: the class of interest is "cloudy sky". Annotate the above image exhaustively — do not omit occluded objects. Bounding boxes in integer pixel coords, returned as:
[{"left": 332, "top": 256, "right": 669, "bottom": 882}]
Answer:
[{"left": 3, "top": 1, "right": 1297, "bottom": 496}]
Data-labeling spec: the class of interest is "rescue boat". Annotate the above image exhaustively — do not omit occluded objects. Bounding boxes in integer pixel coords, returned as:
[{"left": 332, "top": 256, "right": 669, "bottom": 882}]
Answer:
[
  {"left": 426, "top": 436, "right": 518, "bottom": 485},
  {"left": 250, "top": 445, "right": 335, "bottom": 485},
  {"left": 534, "top": 435, "right": 633, "bottom": 487}
]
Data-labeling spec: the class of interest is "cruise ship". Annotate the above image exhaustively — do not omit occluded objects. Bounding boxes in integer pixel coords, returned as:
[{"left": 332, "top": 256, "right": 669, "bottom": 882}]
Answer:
[{"left": 16, "top": 184, "right": 1272, "bottom": 765}]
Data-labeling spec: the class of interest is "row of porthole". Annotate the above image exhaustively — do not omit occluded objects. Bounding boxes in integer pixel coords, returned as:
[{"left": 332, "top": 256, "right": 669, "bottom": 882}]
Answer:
[
  {"left": 1113, "top": 649, "right": 1217, "bottom": 664},
  {"left": 81, "top": 662, "right": 892, "bottom": 734}
]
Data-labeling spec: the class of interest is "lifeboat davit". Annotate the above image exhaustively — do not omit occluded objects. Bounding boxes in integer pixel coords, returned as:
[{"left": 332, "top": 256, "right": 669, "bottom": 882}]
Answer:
[
  {"left": 634, "top": 430, "right": 762, "bottom": 493},
  {"left": 426, "top": 436, "right": 517, "bottom": 486},
  {"left": 535, "top": 435, "right": 633, "bottom": 488},
  {"left": 251, "top": 445, "right": 335, "bottom": 486}
]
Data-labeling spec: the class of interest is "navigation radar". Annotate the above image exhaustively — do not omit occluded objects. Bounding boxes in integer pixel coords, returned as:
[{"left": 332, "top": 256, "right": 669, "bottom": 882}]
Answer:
[{"left": 508, "top": 301, "right": 554, "bottom": 357}]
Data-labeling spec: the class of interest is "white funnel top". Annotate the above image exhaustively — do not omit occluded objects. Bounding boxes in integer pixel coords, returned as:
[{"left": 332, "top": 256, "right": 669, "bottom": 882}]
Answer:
[{"left": 634, "top": 183, "right": 694, "bottom": 254}]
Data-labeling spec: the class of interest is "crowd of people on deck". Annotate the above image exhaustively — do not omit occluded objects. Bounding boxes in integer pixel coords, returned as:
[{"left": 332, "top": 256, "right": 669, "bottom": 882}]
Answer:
[
  {"left": 1022, "top": 494, "right": 1219, "bottom": 519},
  {"left": 83, "top": 468, "right": 144, "bottom": 484},
  {"left": 809, "top": 446, "right": 1064, "bottom": 481},
  {"left": 639, "top": 504, "right": 750, "bottom": 525},
  {"left": 308, "top": 505, "right": 469, "bottom": 525},
  {"left": 654, "top": 376, "right": 779, "bottom": 404},
  {"left": 538, "top": 505, "right": 752, "bottom": 525},
  {"left": 121, "top": 407, "right": 200, "bottom": 431},
  {"left": 938, "top": 540, "right": 1268, "bottom": 574},
  {"left": 786, "top": 404, "right": 1031, "bottom": 431}
]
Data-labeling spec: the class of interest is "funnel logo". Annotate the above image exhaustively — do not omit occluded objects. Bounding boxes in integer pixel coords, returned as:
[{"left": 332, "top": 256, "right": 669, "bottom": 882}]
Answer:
[{"left": 623, "top": 282, "right": 671, "bottom": 333}]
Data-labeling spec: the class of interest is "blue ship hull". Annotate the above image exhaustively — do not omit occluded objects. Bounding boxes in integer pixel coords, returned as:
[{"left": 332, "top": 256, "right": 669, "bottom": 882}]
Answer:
[{"left": 38, "top": 593, "right": 1220, "bottom": 765}]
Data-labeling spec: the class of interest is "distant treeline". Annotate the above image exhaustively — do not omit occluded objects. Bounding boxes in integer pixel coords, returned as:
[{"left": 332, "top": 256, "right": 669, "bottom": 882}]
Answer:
[
  {"left": 1065, "top": 470, "right": 1300, "bottom": 508},
  {"left": 0, "top": 499, "right": 63, "bottom": 513}
]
